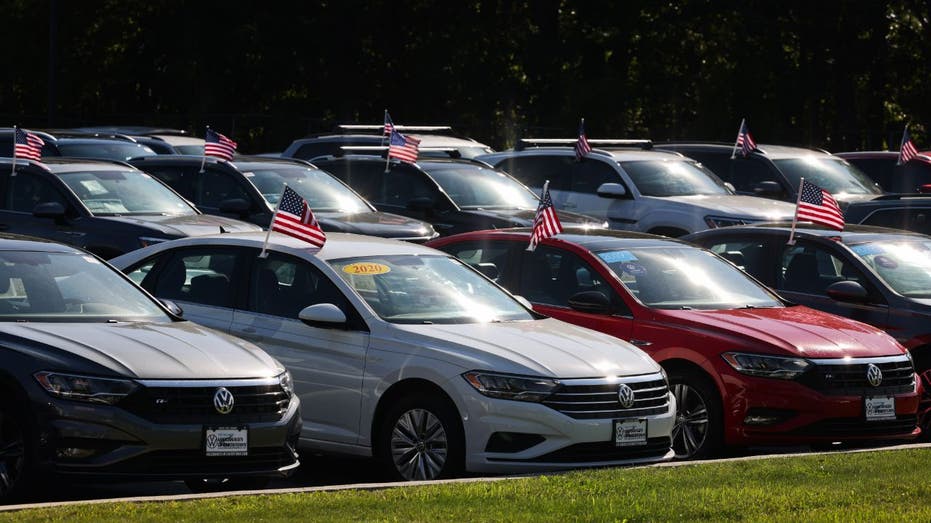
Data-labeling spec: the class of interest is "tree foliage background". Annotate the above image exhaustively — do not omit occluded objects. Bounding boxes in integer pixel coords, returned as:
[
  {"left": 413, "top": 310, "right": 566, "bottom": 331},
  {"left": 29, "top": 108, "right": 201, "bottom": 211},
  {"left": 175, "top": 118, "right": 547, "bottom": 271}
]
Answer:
[{"left": 2, "top": 0, "right": 930, "bottom": 153}]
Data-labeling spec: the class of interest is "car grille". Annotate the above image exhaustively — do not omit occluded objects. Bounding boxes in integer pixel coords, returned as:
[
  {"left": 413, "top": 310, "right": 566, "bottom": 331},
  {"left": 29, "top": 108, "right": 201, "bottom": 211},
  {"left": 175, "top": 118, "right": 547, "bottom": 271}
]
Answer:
[
  {"left": 66, "top": 447, "right": 298, "bottom": 476},
  {"left": 120, "top": 382, "right": 290, "bottom": 425},
  {"left": 542, "top": 374, "right": 670, "bottom": 420},
  {"left": 490, "top": 437, "right": 671, "bottom": 463},
  {"left": 790, "top": 415, "right": 918, "bottom": 437},
  {"left": 801, "top": 356, "right": 915, "bottom": 396}
]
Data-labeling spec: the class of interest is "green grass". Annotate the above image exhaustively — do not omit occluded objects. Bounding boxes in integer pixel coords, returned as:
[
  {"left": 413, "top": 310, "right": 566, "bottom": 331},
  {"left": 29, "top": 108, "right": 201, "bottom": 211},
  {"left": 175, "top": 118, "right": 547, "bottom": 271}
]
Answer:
[{"left": 5, "top": 448, "right": 931, "bottom": 522}]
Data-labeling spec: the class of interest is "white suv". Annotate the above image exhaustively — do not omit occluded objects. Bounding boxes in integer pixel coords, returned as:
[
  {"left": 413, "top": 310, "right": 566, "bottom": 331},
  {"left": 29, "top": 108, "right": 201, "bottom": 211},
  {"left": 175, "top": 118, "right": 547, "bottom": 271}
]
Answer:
[
  {"left": 111, "top": 232, "right": 676, "bottom": 480},
  {"left": 478, "top": 143, "right": 797, "bottom": 237}
]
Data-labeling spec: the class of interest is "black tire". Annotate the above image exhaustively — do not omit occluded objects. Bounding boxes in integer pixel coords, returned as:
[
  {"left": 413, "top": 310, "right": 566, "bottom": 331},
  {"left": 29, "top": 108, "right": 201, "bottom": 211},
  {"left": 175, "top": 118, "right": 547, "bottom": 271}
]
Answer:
[
  {"left": 375, "top": 394, "right": 464, "bottom": 481},
  {"left": 184, "top": 476, "right": 270, "bottom": 493},
  {"left": 0, "top": 399, "right": 36, "bottom": 504},
  {"left": 668, "top": 368, "right": 724, "bottom": 460}
]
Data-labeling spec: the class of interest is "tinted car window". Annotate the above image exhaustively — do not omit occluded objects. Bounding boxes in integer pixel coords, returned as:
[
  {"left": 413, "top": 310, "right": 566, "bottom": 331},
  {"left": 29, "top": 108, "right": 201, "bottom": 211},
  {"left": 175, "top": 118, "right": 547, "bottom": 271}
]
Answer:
[
  {"left": 198, "top": 168, "right": 252, "bottom": 207},
  {"left": 728, "top": 157, "right": 782, "bottom": 192},
  {"left": 317, "top": 160, "right": 386, "bottom": 201},
  {"left": 6, "top": 172, "right": 66, "bottom": 212},
  {"left": 569, "top": 159, "right": 621, "bottom": 194},
  {"left": 295, "top": 142, "right": 339, "bottom": 160},
  {"left": 496, "top": 156, "right": 574, "bottom": 189},
  {"left": 706, "top": 239, "right": 772, "bottom": 284},
  {"left": 381, "top": 168, "right": 438, "bottom": 207},
  {"left": 859, "top": 208, "right": 931, "bottom": 235},
  {"left": 141, "top": 165, "right": 197, "bottom": 200},
  {"left": 153, "top": 250, "right": 239, "bottom": 307},
  {"left": 441, "top": 241, "right": 517, "bottom": 283},
  {"left": 895, "top": 162, "right": 931, "bottom": 193},
  {"left": 520, "top": 245, "right": 617, "bottom": 309},
  {"left": 779, "top": 243, "right": 861, "bottom": 295},
  {"left": 249, "top": 253, "right": 349, "bottom": 318},
  {"left": 56, "top": 142, "right": 157, "bottom": 161}
]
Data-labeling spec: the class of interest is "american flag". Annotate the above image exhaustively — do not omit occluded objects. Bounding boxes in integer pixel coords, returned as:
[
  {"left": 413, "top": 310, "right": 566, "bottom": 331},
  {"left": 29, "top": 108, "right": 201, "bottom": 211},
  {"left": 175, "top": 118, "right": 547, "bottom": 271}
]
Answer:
[
  {"left": 271, "top": 186, "right": 327, "bottom": 247},
  {"left": 736, "top": 119, "right": 757, "bottom": 157},
  {"left": 13, "top": 127, "right": 44, "bottom": 162},
  {"left": 384, "top": 111, "right": 395, "bottom": 136},
  {"left": 204, "top": 128, "right": 237, "bottom": 160},
  {"left": 528, "top": 181, "right": 563, "bottom": 251},
  {"left": 898, "top": 126, "right": 918, "bottom": 165},
  {"left": 795, "top": 179, "right": 844, "bottom": 231},
  {"left": 575, "top": 118, "right": 592, "bottom": 160},
  {"left": 388, "top": 130, "right": 420, "bottom": 164}
]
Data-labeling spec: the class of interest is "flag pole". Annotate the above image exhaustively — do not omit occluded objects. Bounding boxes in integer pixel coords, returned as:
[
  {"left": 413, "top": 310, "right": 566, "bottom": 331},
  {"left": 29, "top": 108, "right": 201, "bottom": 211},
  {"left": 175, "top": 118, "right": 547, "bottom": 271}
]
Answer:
[
  {"left": 200, "top": 126, "right": 209, "bottom": 173},
  {"left": 259, "top": 183, "right": 287, "bottom": 258},
  {"left": 384, "top": 138, "right": 392, "bottom": 173},
  {"left": 10, "top": 126, "right": 16, "bottom": 176},
  {"left": 381, "top": 109, "right": 388, "bottom": 146},
  {"left": 527, "top": 180, "right": 550, "bottom": 252},
  {"left": 730, "top": 118, "right": 745, "bottom": 159},
  {"left": 786, "top": 177, "right": 805, "bottom": 245},
  {"left": 897, "top": 123, "right": 909, "bottom": 166}
]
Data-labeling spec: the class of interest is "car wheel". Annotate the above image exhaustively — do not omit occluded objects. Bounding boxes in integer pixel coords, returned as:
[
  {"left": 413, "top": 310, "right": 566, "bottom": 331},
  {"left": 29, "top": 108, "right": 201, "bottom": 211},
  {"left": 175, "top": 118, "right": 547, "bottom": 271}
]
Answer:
[
  {"left": 376, "top": 395, "right": 464, "bottom": 481},
  {"left": 0, "top": 400, "right": 34, "bottom": 503},
  {"left": 184, "top": 476, "right": 270, "bottom": 493},
  {"left": 669, "top": 369, "right": 723, "bottom": 459}
]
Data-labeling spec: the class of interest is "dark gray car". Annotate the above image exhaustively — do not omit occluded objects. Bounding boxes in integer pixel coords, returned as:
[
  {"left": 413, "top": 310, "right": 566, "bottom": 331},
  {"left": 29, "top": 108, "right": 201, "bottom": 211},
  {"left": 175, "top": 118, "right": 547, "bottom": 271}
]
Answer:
[{"left": 0, "top": 235, "right": 300, "bottom": 502}]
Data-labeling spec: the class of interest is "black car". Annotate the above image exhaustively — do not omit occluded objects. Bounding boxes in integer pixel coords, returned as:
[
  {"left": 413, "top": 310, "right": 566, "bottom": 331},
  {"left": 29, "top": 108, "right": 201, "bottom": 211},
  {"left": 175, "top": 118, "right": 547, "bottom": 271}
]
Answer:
[
  {"left": 835, "top": 151, "right": 931, "bottom": 193},
  {"left": 655, "top": 142, "right": 883, "bottom": 206},
  {"left": 312, "top": 154, "right": 609, "bottom": 236},
  {"left": 842, "top": 194, "right": 931, "bottom": 236},
  {"left": 127, "top": 155, "right": 438, "bottom": 241},
  {"left": 0, "top": 234, "right": 301, "bottom": 501},
  {"left": 281, "top": 124, "right": 494, "bottom": 161},
  {"left": 683, "top": 223, "right": 931, "bottom": 378},
  {"left": 0, "top": 158, "right": 260, "bottom": 258},
  {"left": 0, "top": 128, "right": 61, "bottom": 157},
  {"left": 54, "top": 136, "right": 159, "bottom": 161}
]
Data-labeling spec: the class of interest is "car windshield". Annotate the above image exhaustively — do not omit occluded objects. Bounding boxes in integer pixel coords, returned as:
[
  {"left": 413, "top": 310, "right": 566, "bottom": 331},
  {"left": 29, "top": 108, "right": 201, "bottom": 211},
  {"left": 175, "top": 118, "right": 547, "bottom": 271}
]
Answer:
[
  {"left": 0, "top": 251, "right": 168, "bottom": 321},
  {"left": 597, "top": 246, "right": 782, "bottom": 309},
  {"left": 849, "top": 240, "right": 931, "bottom": 298},
  {"left": 330, "top": 254, "right": 534, "bottom": 323},
  {"left": 424, "top": 164, "right": 539, "bottom": 209},
  {"left": 58, "top": 169, "right": 196, "bottom": 216},
  {"left": 244, "top": 164, "right": 370, "bottom": 213},
  {"left": 57, "top": 142, "right": 157, "bottom": 161},
  {"left": 773, "top": 158, "right": 882, "bottom": 196},
  {"left": 620, "top": 160, "right": 730, "bottom": 196}
]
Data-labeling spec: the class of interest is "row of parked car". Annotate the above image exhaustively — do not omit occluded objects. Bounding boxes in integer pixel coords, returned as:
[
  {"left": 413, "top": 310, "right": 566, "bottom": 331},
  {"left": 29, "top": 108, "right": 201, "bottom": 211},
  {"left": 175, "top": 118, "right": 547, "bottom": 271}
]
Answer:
[{"left": 0, "top": 123, "right": 929, "bottom": 502}]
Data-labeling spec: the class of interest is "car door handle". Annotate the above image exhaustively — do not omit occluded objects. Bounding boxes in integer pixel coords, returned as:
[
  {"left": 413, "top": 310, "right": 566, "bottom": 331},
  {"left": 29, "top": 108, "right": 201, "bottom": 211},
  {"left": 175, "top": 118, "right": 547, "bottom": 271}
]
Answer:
[{"left": 628, "top": 339, "right": 652, "bottom": 347}]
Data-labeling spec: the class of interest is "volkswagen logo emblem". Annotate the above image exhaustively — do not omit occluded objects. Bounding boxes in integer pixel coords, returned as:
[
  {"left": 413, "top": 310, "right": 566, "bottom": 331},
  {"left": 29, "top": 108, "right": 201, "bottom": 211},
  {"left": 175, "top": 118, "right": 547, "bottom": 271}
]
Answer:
[
  {"left": 617, "top": 384, "right": 636, "bottom": 409},
  {"left": 866, "top": 364, "right": 883, "bottom": 387},
  {"left": 213, "top": 387, "right": 235, "bottom": 414}
]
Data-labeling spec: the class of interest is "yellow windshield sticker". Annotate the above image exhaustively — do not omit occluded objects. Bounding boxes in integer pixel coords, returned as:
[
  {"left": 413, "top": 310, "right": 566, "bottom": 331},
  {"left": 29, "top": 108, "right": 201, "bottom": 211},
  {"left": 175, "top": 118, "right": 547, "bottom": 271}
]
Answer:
[{"left": 342, "top": 262, "right": 391, "bottom": 275}]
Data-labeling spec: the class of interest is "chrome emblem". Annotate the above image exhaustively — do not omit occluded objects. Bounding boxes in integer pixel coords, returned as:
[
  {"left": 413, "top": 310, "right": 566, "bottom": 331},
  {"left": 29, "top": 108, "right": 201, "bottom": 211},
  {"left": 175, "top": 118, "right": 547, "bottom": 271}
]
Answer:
[
  {"left": 213, "top": 387, "right": 235, "bottom": 414},
  {"left": 866, "top": 364, "right": 883, "bottom": 387},
  {"left": 617, "top": 384, "right": 636, "bottom": 409}
]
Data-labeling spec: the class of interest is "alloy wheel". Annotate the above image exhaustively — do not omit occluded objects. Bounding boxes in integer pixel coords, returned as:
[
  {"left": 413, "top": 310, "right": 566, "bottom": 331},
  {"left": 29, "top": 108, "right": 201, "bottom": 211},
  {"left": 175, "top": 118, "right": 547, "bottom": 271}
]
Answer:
[
  {"left": 390, "top": 408, "right": 449, "bottom": 481},
  {"left": 671, "top": 382, "right": 710, "bottom": 458},
  {"left": 0, "top": 410, "right": 25, "bottom": 499}
]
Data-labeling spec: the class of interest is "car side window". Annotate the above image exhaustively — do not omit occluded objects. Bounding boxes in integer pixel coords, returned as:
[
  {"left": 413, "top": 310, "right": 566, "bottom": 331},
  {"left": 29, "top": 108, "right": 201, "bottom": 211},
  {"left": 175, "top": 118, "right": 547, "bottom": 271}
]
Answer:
[
  {"left": 437, "top": 240, "right": 520, "bottom": 286},
  {"left": 381, "top": 168, "right": 438, "bottom": 207},
  {"left": 728, "top": 158, "right": 781, "bottom": 192},
  {"left": 318, "top": 161, "right": 383, "bottom": 201},
  {"left": 125, "top": 257, "right": 160, "bottom": 286},
  {"left": 142, "top": 166, "right": 197, "bottom": 200},
  {"left": 248, "top": 253, "right": 353, "bottom": 321},
  {"left": 152, "top": 249, "right": 241, "bottom": 308},
  {"left": 859, "top": 208, "right": 931, "bottom": 236},
  {"left": 779, "top": 242, "right": 865, "bottom": 295},
  {"left": 571, "top": 159, "right": 625, "bottom": 196},
  {"left": 683, "top": 152, "right": 732, "bottom": 180},
  {"left": 496, "top": 156, "right": 572, "bottom": 190},
  {"left": 6, "top": 172, "right": 67, "bottom": 213},
  {"left": 519, "top": 245, "right": 626, "bottom": 314},
  {"left": 197, "top": 168, "right": 251, "bottom": 208},
  {"left": 706, "top": 239, "right": 772, "bottom": 284}
]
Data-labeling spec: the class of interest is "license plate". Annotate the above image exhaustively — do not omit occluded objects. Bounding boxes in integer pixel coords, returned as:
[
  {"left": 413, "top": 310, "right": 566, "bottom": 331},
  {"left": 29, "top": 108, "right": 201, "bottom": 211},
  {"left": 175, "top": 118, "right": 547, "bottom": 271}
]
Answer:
[
  {"left": 613, "top": 419, "right": 647, "bottom": 447},
  {"left": 864, "top": 396, "right": 896, "bottom": 421},
  {"left": 205, "top": 426, "right": 249, "bottom": 456}
]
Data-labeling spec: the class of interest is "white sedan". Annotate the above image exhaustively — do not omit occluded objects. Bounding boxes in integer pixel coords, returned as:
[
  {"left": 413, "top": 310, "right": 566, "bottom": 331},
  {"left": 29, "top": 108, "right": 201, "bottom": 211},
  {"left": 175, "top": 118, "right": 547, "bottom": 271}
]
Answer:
[{"left": 111, "top": 232, "right": 675, "bottom": 480}]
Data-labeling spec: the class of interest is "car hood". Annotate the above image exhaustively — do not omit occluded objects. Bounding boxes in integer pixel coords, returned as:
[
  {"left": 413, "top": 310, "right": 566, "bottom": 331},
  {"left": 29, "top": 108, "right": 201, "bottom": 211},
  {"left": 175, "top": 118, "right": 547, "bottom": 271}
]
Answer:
[
  {"left": 657, "top": 306, "right": 905, "bottom": 358},
  {"left": 1, "top": 321, "right": 283, "bottom": 379},
  {"left": 102, "top": 214, "right": 262, "bottom": 237},
  {"left": 462, "top": 208, "right": 607, "bottom": 228},
  {"left": 659, "top": 194, "right": 797, "bottom": 220},
  {"left": 315, "top": 211, "right": 436, "bottom": 239},
  {"left": 389, "top": 318, "right": 659, "bottom": 378}
]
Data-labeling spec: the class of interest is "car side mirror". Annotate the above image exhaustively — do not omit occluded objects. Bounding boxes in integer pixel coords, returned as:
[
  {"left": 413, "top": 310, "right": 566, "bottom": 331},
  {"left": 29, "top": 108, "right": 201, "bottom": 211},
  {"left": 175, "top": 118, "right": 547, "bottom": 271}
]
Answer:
[
  {"left": 826, "top": 281, "right": 869, "bottom": 303},
  {"left": 161, "top": 299, "right": 184, "bottom": 317},
  {"left": 298, "top": 303, "right": 347, "bottom": 328},
  {"left": 596, "top": 183, "right": 627, "bottom": 198},
  {"left": 406, "top": 197, "right": 435, "bottom": 211},
  {"left": 218, "top": 198, "right": 252, "bottom": 215},
  {"left": 567, "top": 290, "right": 610, "bottom": 314},
  {"left": 33, "top": 201, "right": 66, "bottom": 219},
  {"left": 753, "top": 181, "right": 784, "bottom": 198}
]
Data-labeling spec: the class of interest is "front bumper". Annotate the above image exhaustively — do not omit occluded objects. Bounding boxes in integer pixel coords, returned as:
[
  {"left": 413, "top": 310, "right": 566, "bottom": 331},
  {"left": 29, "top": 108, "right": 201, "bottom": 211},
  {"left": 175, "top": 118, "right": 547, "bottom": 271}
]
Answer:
[
  {"left": 35, "top": 392, "right": 301, "bottom": 481},
  {"left": 450, "top": 374, "right": 676, "bottom": 474}
]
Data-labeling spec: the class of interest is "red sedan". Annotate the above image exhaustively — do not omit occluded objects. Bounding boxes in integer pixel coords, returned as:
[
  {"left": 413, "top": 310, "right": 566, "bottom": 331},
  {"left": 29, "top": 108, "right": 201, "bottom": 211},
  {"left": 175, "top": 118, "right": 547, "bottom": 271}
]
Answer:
[{"left": 428, "top": 229, "right": 921, "bottom": 458}]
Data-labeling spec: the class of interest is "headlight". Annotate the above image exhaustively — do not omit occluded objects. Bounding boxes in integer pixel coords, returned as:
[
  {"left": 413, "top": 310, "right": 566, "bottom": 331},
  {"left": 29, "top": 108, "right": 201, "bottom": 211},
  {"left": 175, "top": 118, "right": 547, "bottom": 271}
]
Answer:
[
  {"left": 279, "top": 370, "right": 294, "bottom": 397},
  {"left": 463, "top": 371, "right": 559, "bottom": 402},
  {"left": 139, "top": 236, "right": 171, "bottom": 248},
  {"left": 34, "top": 371, "right": 138, "bottom": 405},
  {"left": 704, "top": 216, "right": 748, "bottom": 228},
  {"left": 721, "top": 352, "right": 812, "bottom": 380}
]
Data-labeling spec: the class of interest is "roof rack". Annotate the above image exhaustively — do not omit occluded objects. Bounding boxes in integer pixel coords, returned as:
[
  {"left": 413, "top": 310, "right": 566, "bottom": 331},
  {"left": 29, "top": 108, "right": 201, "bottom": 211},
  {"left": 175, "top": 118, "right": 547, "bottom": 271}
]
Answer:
[
  {"left": 49, "top": 130, "right": 141, "bottom": 143},
  {"left": 337, "top": 124, "right": 454, "bottom": 134},
  {"left": 336, "top": 145, "right": 462, "bottom": 159},
  {"left": 515, "top": 138, "right": 653, "bottom": 151}
]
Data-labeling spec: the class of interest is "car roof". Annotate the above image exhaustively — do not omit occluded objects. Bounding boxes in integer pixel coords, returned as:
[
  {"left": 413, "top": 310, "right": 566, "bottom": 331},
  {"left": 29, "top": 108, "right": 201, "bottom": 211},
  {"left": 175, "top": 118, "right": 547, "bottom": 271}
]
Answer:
[
  {"left": 0, "top": 157, "right": 134, "bottom": 173},
  {"left": 136, "top": 232, "right": 444, "bottom": 261},
  {"left": 687, "top": 221, "right": 927, "bottom": 243},
  {"left": 0, "top": 233, "right": 84, "bottom": 253},
  {"left": 658, "top": 142, "right": 833, "bottom": 160},
  {"left": 130, "top": 154, "right": 314, "bottom": 171},
  {"left": 486, "top": 146, "right": 684, "bottom": 162},
  {"left": 438, "top": 227, "right": 691, "bottom": 251},
  {"left": 833, "top": 151, "right": 899, "bottom": 159}
]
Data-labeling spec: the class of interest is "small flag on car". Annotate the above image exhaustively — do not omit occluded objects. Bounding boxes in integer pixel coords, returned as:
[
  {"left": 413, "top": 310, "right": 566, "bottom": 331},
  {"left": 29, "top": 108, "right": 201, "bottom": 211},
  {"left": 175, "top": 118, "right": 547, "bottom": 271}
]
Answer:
[
  {"left": 13, "top": 127, "right": 44, "bottom": 162},
  {"left": 898, "top": 125, "right": 918, "bottom": 165},
  {"left": 787, "top": 178, "right": 844, "bottom": 244},
  {"left": 575, "top": 118, "right": 592, "bottom": 160},
  {"left": 260, "top": 185, "right": 326, "bottom": 256},
  {"left": 388, "top": 130, "right": 420, "bottom": 164},
  {"left": 733, "top": 118, "right": 757, "bottom": 158},
  {"left": 204, "top": 127, "right": 238, "bottom": 161},
  {"left": 384, "top": 110, "right": 395, "bottom": 136},
  {"left": 528, "top": 180, "right": 563, "bottom": 251}
]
